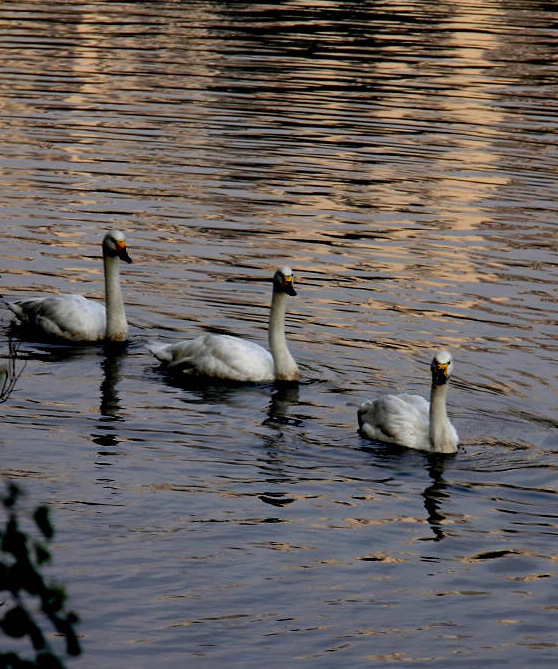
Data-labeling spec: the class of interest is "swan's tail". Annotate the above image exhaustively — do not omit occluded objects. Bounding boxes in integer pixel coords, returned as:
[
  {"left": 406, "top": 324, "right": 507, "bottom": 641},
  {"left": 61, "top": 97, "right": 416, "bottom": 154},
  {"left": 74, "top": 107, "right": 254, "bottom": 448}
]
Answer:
[
  {"left": 357, "top": 402, "right": 371, "bottom": 429},
  {"left": 145, "top": 341, "right": 173, "bottom": 363},
  {"left": 0, "top": 297, "right": 21, "bottom": 317}
]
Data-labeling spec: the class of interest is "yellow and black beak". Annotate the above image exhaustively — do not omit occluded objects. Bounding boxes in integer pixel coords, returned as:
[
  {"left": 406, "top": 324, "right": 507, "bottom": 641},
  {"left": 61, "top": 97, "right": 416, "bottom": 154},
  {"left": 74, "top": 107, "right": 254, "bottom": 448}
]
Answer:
[
  {"left": 431, "top": 360, "right": 449, "bottom": 385},
  {"left": 283, "top": 275, "right": 296, "bottom": 297},
  {"left": 115, "top": 240, "right": 132, "bottom": 264}
]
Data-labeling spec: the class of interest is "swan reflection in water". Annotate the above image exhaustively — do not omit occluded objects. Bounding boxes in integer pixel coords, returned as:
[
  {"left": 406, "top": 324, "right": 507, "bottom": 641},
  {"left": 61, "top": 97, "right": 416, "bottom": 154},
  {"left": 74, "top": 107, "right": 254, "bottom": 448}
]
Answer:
[
  {"left": 264, "top": 384, "right": 301, "bottom": 427},
  {"left": 93, "top": 344, "right": 130, "bottom": 454},
  {"left": 259, "top": 385, "right": 302, "bottom": 509},
  {"left": 361, "top": 441, "right": 454, "bottom": 541},
  {"left": 99, "top": 344, "right": 128, "bottom": 421},
  {"left": 422, "top": 454, "right": 451, "bottom": 541}
]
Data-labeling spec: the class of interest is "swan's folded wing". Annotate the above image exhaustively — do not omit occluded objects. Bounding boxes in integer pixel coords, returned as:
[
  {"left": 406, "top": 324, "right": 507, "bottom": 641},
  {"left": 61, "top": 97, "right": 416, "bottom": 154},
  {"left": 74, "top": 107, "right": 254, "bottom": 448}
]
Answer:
[
  {"left": 145, "top": 341, "right": 175, "bottom": 363},
  {"left": 7, "top": 298, "right": 43, "bottom": 321},
  {"left": 358, "top": 393, "right": 430, "bottom": 449},
  {"left": 9, "top": 294, "right": 106, "bottom": 341},
  {"left": 148, "top": 334, "right": 275, "bottom": 382}
]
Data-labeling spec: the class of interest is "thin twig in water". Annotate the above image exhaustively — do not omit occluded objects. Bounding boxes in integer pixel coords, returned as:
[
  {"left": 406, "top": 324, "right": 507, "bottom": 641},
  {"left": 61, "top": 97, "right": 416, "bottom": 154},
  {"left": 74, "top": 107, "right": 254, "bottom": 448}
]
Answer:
[{"left": 0, "top": 337, "right": 26, "bottom": 403}]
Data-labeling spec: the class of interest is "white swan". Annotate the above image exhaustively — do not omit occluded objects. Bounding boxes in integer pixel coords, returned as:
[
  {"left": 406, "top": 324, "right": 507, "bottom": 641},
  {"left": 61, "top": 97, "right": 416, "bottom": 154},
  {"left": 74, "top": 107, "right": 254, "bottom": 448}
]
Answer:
[
  {"left": 357, "top": 350, "right": 459, "bottom": 454},
  {"left": 147, "top": 267, "right": 299, "bottom": 383},
  {"left": 7, "top": 230, "right": 132, "bottom": 342}
]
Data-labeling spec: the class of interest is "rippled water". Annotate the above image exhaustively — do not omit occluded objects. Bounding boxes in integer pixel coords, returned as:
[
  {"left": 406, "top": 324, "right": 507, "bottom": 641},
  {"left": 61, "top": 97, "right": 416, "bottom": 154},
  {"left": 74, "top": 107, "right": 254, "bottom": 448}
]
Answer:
[{"left": 2, "top": 1, "right": 558, "bottom": 666}]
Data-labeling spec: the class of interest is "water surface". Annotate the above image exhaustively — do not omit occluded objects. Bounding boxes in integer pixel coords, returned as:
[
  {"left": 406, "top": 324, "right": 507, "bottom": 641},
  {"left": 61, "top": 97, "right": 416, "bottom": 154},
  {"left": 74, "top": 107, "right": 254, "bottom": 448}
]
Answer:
[{"left": 1, "top": 1, "right": 558, "bottom": 667}]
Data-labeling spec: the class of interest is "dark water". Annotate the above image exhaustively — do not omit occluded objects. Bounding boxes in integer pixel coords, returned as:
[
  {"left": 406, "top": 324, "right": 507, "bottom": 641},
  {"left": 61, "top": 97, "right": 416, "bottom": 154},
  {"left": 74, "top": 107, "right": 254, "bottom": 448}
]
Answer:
[{"left": 2, "top": 1, "right": 558, "bottom": 666}]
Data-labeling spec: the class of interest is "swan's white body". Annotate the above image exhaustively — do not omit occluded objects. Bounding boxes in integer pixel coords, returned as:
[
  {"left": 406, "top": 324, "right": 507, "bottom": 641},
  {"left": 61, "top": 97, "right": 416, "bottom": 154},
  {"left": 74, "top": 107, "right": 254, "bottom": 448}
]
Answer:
[
  {"left": 7, "top": 231, "right": 132, "bottom": 342},
  {"left": 9, "top": 294, "right": 107, "bottom": 341},
  {"left": 358, "top": 350, "right": 459, "bottom": 454},
  {"left": 147, "top": 267, "right": 299, "bottom": 383},
  {"left": 147, "top": 334, "right": 276, "bottom": 382}
]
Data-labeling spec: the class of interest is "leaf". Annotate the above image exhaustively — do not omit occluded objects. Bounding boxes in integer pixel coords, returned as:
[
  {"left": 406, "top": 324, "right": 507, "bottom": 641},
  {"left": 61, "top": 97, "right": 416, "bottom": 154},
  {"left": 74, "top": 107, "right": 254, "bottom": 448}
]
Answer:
[
  {"left": 33, "top": 507, "right": 54, "bottom": 540},
  {"left": 1, "top": 605, "right": 31, "bottom": 638},
  {"left": 36, "top": 651, "right": 65, "bottom": 668},
  {"left": 34, "top": 543, "right": 51, "bottom": 566},
  {"left": 2, "top": 483, "right": 21, "bottom": 509},
  {"left": 47, "top": 586, "right": 67, "bottom": 614}
]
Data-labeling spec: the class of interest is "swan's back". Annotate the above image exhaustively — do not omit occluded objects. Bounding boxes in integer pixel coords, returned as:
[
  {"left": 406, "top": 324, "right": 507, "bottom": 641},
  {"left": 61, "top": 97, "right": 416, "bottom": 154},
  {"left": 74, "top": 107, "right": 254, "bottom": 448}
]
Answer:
[
  {"left": 10, "top": 294, "right": 106, "bottom": 341},
  {"left": 358, "top": 393, "right": 431, "bottom": 450},
  {"left": 147, "top": 333, "right": 275, "bottom": 382}
]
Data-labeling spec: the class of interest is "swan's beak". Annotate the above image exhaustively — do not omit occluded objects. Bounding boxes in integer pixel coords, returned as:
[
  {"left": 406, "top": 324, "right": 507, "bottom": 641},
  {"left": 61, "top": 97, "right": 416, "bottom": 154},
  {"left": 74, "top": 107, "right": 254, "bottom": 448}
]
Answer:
[
  {"left": 115, "top": 241, "right": 132, "bottom": 264},
  {"left": 431, "top": 361, "right": 449, "bottom": 385},
  {"left": 284, "top": 277, "right": 296, "bottom": 297}
]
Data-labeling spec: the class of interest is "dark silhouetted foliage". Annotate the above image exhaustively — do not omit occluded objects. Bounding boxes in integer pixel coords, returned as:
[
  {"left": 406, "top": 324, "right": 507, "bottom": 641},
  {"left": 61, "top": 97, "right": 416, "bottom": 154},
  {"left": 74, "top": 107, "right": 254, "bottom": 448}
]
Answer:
[{"left": 0, "top": 483, "right": 80, "bottom": 667}]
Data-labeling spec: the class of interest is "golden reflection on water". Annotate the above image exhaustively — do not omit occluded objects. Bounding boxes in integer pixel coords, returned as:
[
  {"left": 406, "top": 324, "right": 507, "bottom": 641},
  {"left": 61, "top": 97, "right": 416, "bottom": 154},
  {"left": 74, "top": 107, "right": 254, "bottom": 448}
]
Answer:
[{"left": 0, "top": 2, "right": 555, "bottom": 377}]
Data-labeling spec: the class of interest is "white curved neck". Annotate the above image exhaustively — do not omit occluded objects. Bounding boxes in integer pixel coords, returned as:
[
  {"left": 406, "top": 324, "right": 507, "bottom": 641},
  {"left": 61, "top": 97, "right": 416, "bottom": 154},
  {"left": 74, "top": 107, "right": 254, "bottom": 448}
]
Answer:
[
  {"left": 268, "top": 289, "right": 299, "bottom": 382},
  {"left": 429, "top": 382, "right": 452, "bottom": 452},
  {"left": 104, "top": 254, "right": 128, "bottom": 341}
]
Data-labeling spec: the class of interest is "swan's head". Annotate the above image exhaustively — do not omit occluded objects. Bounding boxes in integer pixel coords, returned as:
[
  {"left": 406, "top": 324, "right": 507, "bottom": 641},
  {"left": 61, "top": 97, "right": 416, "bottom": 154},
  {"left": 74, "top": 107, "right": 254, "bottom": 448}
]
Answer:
[
  {"left": 273, "top": 267, "right": 296, "bottom": 296},
  {"left": 103, "top": 230, "right": 132, "bottom": 264},
  {"left": 431, "top": 350, "right": 453, "bottom": 386}
]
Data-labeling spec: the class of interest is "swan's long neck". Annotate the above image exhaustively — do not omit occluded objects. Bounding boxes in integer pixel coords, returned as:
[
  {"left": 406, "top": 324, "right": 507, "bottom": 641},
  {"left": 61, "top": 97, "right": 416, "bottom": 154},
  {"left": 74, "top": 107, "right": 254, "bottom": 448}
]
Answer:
[
  {"left": 268, "top": 289, "right": 299, "bottom": 382},
  {"left": 429, "top": 382, "right": 452, "bottom": 453},
  {"left": 103, "top": 254, "right": 128, "bottom": 341}
]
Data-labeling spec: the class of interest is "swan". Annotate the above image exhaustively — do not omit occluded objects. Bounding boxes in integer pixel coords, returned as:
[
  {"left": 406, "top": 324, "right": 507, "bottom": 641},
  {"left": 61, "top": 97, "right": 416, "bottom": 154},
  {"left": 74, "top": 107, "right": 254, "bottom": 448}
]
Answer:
[
  {"left": 7, "top": 230, "right": 132, "bottom": 342},
  {"left": 357, "top": 350, "right": 459, "bottom": 454},
  {"left": 146, "top": 267, "right": 299, "bottom": 383}
]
